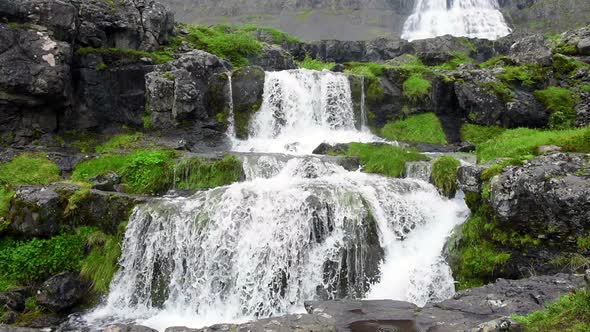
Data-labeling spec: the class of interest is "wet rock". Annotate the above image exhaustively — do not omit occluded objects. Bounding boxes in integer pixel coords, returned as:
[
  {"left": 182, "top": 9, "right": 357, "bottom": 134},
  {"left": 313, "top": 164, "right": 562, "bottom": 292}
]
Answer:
[
  {"left": 472, "top": 317, "right": 522, "bottom": 332},
  {"left": 166, "top": 313, "right": 336, "bottom": 332},
  {"left": 90, "top": 172, "right": 121, "bottom": 192},
  {"left": 312, "top": 143, "right": 350, "bottom": 155},
  {"left": 0, "top": 311, "right": 19, "bottom": 325},
  {"left": 457, "top": 165, "right": 485, "bottom": 193},
  {"left": 105, "top": 324, "right": 159, "bottom": 332},
  {"left": 585, "top": 270, "right": 590, "bottom": 287},
  {"left": 0, "top": 292, "right": 25, "bottom": 312},
  {"left": 305, "top": 274, "right": 584, "bottom": 331},
  {"left": 36, "top": 272, "right": 89, "bottom": 312},
  {"left": 537, "top": 145, "right": 562, "bottom": 155},
  {"left": 231, "top": 66, "right": 265, "bottom": 139},
  {"left": 0, "top": 324, "right": 41, "bottom": 331}
]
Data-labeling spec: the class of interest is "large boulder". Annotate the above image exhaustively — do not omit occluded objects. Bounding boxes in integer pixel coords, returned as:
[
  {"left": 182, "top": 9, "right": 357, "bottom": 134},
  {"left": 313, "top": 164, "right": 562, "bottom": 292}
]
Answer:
[
  {"left": 36, "top": 272, "right": 89, "bottom": 312},
  {"left": 146, "top": 50, "right": 230, "bottom": 129},
  {"left": 0, "top": 24, "right": 72, "bottom": 145},
  {"left": 231, "top": 66, "right": 265, "bottom": 139},
  {"left": 509, "top": 34, "right": 553, "bottom": 66},
  {"left": 248, "top": 44, "right": 297, "bottom": 71},
  {"left": 0, "top": 0, "right": 78, "bottom": 41}
]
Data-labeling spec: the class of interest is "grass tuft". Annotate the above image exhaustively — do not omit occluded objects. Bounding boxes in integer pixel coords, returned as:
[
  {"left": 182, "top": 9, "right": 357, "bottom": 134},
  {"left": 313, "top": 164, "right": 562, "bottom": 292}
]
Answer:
[
  {"left": 0, "top": 154, "right": 61, "bottom": 185},
  {"left": 534, "top": 87, "right": 580, "bottom": 129},
  {"left": 381, "top": 113, "right": 448, "bottom": 145},
  {"left": 96, "top": 133, "right": 144, "bottom": 153},
  {"left": 431, "top": 156, "right": 461, "bottom": 197},
  {"left": 173, "top": 155, "right": 244, "bottom": 190},
  {"left": 296, "top": 54, "right": 335, "bottom": 71},
  {"left": 346, "top": 143, "right": 428, "bottom": 178},
  {"left": 403, "top": 74, "right": 431, "bottom": 101},
  {"left": 460, "top": 124, "right": 506, "bottom": 145}
]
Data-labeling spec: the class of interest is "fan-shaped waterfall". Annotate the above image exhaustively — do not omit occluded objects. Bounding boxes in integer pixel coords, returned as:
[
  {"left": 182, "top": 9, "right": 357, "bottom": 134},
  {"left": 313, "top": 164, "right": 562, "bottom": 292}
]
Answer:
[
  {"left": 83, "top": 69, "right": 469, "bottom": 331},
  {"left": 402, "top": 0, "right": 512, "bottom": 41}
]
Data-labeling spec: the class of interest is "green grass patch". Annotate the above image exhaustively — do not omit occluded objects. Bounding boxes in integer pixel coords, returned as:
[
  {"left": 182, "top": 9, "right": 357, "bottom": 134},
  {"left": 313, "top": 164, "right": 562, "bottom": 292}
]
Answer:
[
  {"left": 479, "top": 56, "right": 513, "bottom": 69},
  {"left": 77, "top": 47, "right": 173, "bottom": 64},
  {"left": 581, "top": 85, "right": 590, "bottom": 93},
  {"left": 435, "top": 51, "right": 474, "bottom": 70},
  {"left": 476, "top": 127, "right": 590, "bottom": 163},
  {"left": 552, "top": 54, "right": 589, "bottom": 78},
  {"left": 431, "top": 156, "right": 461, "bottom": 197},
  {"left": 402, "top": 74, "right": 432, "bottom": 100},
  {"left": 381, "top": 113, "right": 448, "bottom": 144},
  {"left": 173, "top": 155, "right": 244, "bottom": 190},
  {"left": 534, "top": 87, "right": 580, "bottom": 129},
  {"left": 514, "top": 289, "right": 590, "bottom": 332},
  {"left": 80, "top": 224, "right": 126, "bottom": 294},
  {"left": 344, "top": 62, "right": 391, "bottom": 80},
  {"left": 0, "top": 185, "right": 14, "bottom": 218},
  {"left": 346, "top": 143, "right": 428, "bottom": 178},
  {"left": 497, "top": 64, "right": 546, "bottom": 86},
  {"left": 72, "top": 149, "right": 177, "bottom": 194},
  {"left": 0, "top": 154, "right": 61, "bottom": 185},
  {"left": 479, "top": 81, "right": 515, "bottom": 102},
  {"left": 96, "top": 133, "right": 144, "bottom": 153},
  {"left": 296, "top": 54, "right": 335, "bottom": 71},
  {"left": 461, "top": 123, "right": 506, "bottom": 145}
]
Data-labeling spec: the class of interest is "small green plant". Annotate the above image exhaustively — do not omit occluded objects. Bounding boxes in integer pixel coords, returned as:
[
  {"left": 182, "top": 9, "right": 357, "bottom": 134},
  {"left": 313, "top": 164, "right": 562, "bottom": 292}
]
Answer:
[
  {"left": 514, "top": 289, "right": 590, "bottom": 332},
  {"left": 479, "top": 56, "right": 513, "bottom": 69},
  {"left": 96, "top": 63, "right": 108, "bottom": 71},
  {"left": 0, "top": 154, "right": 61, "bottom": 185},
  {"left": 534, "top": 87, "right": 580, "bottom": 129},
  {"left": 435, "top": 51, "right": 474, "bottom": 70},
  {"left": 81, "top": 225, "right": 126, "bottom": 294},
  {"left": 173, "top": 155, "right": 244, "bottom": 190},
  {"left": 0, "top": 185, "right": 14, "bottom": 219},
  {"left": 479, "top": 81, "right": 515, "bottom": 102},
  {"left": 381, "top": 113, "right": 448, "bottom": 145},
  {"left": 239, "top": 24, "right": 301, "bottom": 44},
  {"left": 403, "top": 74, "right": 431, "bottom": 100},
  {"left": 460, "top": 124, "right": 505, "bottom": 145},
  {"left": 296, "top": 54, "right": 335, "bottom": 71},
  {"left": 431, "top": 156, "right": 461, "bottom": 197},
  {"left": 346, "top": 143, "right": 428, "bottom": 178},
  {"left": 344, "top": 62, "right": 391, "bottom": 80},
  {"left": 142, "top": 114, "right": 152, "bottom": 129},
  {"left": 577, "top": 234, "right": 590, "bottom": 251},
  {"left": 497, "top": 65, "right": 546, "bottom": 86}
]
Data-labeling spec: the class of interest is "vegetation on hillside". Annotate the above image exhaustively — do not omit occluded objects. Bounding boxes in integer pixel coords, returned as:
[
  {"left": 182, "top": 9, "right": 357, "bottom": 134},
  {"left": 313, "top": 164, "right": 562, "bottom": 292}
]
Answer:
[
  {"left": 380, "top": 113, "right": 448, "bottom": 144},
  {"left": 346, "top": 143, "right": 428, "bottom": 178}
]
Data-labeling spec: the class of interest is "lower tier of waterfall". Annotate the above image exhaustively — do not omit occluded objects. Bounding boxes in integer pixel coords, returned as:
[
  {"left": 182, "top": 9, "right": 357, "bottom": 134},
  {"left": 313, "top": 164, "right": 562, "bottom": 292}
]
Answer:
[{"left": 84, "top": 155, "right": 469, "bottom": 331}]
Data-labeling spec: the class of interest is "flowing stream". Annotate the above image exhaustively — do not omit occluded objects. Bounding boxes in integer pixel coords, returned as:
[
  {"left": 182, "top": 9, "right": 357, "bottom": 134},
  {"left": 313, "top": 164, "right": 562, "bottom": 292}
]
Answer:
[
  {"left": 402, "top": 0, "right": 512, "bottom": 41},
  {"left": 84, "top": 69, "right": 469, "bottom": 331}
]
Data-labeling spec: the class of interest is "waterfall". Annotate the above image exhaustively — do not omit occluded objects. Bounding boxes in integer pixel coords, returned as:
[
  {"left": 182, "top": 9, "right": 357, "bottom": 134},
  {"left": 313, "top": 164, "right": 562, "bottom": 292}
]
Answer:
[
  {"left": 82, "top": 68, "right": 470, "bottom": 331},
  {"left": 401, "top": 0, "right": 512, "bottom": 41},
  {"left": 360, "top": 76, "right": 368, "bottom": 129},
  {"left": 405, "top": 161, "right": 433, "bottom": 182},
  {"left": 86, "top": 156, "right": 468, "bottom": 331},
  {"left": 226, "top": 71, "right": 236, "bottom": 137},
  {"left": 233, "top": 69, "right": 377, "bottom": 154}
]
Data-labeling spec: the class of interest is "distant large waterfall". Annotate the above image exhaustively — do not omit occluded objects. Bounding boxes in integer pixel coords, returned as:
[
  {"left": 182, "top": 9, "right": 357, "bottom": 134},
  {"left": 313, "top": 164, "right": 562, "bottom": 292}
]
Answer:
[
  {"left": 84, "top": 69, "right": 469, "bottom": 331},
  {"left": 402, "top": 0, "right": 512, "bottom": 41}
]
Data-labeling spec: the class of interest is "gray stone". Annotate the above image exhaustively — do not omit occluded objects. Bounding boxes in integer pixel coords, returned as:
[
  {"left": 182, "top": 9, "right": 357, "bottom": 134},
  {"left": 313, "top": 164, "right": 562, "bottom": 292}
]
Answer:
[
  {"left": 90, "top": 172, "right": 121, "bottom": 192},
  {"left": 509, "top": 34, "right": 552, "bottom": 66},
  {"left": 537, "top": 145, "right": 562, "bottom": 154},
  {"left": 457, "top": 165, "right": 485, "bottom": 193},
  {"left": 249, "top": 44, "right": 297, "bottom": 71},
  {"left": 36, "top": 272, "right": 89, "bottom": 312},
  {"left": 105, "top": 324, "right": 159, "bottom": 332},
  {"left": 231, "top": 66, "right": 265, "bottom": 139}
]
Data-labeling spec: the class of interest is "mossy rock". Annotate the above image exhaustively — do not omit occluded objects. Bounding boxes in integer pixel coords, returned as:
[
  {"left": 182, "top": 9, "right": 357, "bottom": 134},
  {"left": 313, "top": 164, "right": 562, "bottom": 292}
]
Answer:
[{"left": 231, "top": 66, "right": 265, "bottom": 139}]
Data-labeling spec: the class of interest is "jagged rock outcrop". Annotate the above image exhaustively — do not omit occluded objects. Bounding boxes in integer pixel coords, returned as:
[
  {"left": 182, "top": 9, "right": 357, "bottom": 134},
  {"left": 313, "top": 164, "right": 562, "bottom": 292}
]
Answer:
[
  {"left": 230, "top": 66, "right": 265, "bottom": 139},
  {"left": 8, "top": 183, "right": 143, "bottom": 237},
  {"left": 35, "top": 272, "right": 90, "bottom": 312},
  {"left": 145, "top": 50, "right": 229, "bottom": 129},
  {"left": 248, "top": 44, "right": 297, "bottom": 71}
]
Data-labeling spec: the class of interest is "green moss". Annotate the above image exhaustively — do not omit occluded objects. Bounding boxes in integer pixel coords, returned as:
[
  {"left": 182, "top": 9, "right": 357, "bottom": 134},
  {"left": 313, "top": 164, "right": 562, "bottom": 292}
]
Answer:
[
  {"left": 65, "top": 188, "right": 91, "bottom": 214},
  {"left": 552, "top": 54, "right": 589, "bottom": 78},
  {"left": 96, "top": 133, "right": 144, "bottom": 153},
  {"left": 0, "top": 185, "right": 14, "bottom": 219},
  {"left": 163, "top": 71, "right": 175, "bottom": 81},
  {"left": 380, "top": 113, "right": 448, "bottom": 144},
  {"left": 435, "top": 51, "right": 474, "bottom": 70},
  {"left": 0, "top": 154, "right": 61, "bottom": 185},
  {"left": 514, "top": 289, "right": 590, "bottom": 332},
  {"left": 581, "top": 85, "right": 590, "bottom": 93},
  {"left": 577, "top": 234, "right": 590, "bottom": 251},
  {"left": 534, "top": 87, "right": 580, "bottom": 129},
  {"left": 142, "top": 114, "right": 152, "bottom": 129},
  {"left": 460, "top": 123, "right": 506, "bottom": 145},
  {"left": 366, "top": 78, "right": 385, "bottom": 99},
  {"left": 402, "top": 74, "right": 432, "bottom": 101},
  {"left": 479, "top": 56, "right": 513, "bottom": 69},
  {"left": 431, "top": 156, "right": 461, "bottom": 197},
  {"left": 96, "top": 63, "right": 108, "bottom": 71},
  {"left": 65, "top": 130, "right": 100, "bottom": 153},
  {"left": 346, "top": 143, "right": 428, "bottom": 178},
  {"left": 72, "top": 149, "right": 178, "bottom": 194},
  {"left": 476, "top": 127, "right": 590, "bottom": 163},
  {"left": 173, "top": 155, "right": 244, "bottom": 190},
  {"left": 497, "top": 64, "right": 546, "bottom": 86},
  {"left": 296, "top": 54, "right": 335, "bottom": 71},
  {"left": 554, "top": 41, "right": 578, "bottom": 55},
  {"left": 481, "top": 159, "right": 524, "bottom": 182},
  {"left": 344, "top": 62, "right": 391, "bottom": 80},
  {"left": 478, "top": 81, "right": 515, "bottom": 102}
]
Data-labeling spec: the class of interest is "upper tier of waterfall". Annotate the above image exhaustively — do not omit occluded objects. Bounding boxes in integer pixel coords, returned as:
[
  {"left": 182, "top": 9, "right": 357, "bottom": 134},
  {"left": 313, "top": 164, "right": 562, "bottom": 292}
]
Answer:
[
  {"left": 232, "top": 69, "right": 377, "bottom": 155},
  {"left": 401, "top": 0, "right": 512, "bottom": 41}
]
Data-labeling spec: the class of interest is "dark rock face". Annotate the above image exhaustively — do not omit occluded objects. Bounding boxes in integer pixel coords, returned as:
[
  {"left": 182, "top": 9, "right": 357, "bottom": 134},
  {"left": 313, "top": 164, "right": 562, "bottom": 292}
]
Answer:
[
  {"left": 146, "top": 50, "right": 230, "bottom": 129},
  {"left": 36, "top": 272, "right": 89, "bottom": 312},
  {"left": 231, "top": 66, "right": 265, "bottom": 139},
  {"left": 248, "top": 44, "right": 297, "bottom": 71},
  {"left": 454, "top": 69, "right": 549, "bottom": 128},
  {"left": 0, "top": 24, "right": 72, "bottom": 145},
  {"left": 164, "top": 314, "right": 336, "bottom": 332},
  {"left": 508, "top": 34, "right": 553, "bottom": 66},
  {"left": 491, "top": 153, "right": 590, "bottom": 253},
  {"left": 0, "top": 292, "right": 25, "bottom": 312},
  {"left": 457, "top": 165, "right": 485, "bottom": 194}
]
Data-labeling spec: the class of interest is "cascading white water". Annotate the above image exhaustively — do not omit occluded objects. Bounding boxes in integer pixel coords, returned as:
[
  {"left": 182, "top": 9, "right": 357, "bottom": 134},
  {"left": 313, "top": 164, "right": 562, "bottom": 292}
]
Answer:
[
  {"left": 86, "top": 156, "right": 468, "bottom": 331},
  {"left": 83, "top": 68, "right": 470, "bottom": 331},
  {"left": 233, "top": 69, "right": 377, "bottom": 154},
  {"left": 226, "top": 72, "right": 236, "bottom": 137},
  {"left": 401, "top": 0, "right": 512, "bottom": 41}
]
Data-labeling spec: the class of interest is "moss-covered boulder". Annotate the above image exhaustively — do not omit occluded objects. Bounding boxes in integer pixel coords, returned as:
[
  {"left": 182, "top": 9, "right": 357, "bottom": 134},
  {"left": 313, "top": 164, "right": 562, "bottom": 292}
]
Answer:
[{"left": 231, "top": 66, "right": 265, "bottom": 139}]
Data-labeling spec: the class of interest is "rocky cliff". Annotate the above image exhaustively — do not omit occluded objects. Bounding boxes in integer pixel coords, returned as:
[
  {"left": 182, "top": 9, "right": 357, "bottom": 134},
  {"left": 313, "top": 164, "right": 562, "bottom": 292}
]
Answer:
[{"left": 160, "top": 0, "right": 590, "bottom": 41}]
